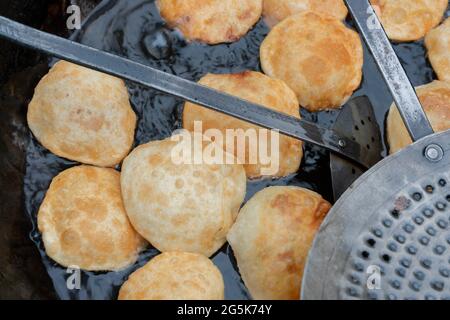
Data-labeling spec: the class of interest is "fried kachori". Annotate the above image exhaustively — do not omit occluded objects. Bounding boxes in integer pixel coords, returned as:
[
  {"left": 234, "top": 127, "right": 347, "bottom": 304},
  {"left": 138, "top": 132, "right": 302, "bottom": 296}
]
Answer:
[
  {"left": 156, "top": 0, "right": 263, "bottom": 44},
  {"left": 38, "top": 166, "right": 146, "bottom": 271},
  {"left": 28, "top": 60, "right": 136, "bottom": 168},
  {"left": 118, "top": 252, "right": 224, "bottom": 300},
  {"left": 425, "top": 17, "right": 450, "bottom": 82},
  {"left": 260, "top": 12, "right": 363, "bottom": 111},
  {"left": 227, "top": 186, "right": 331, "bottom": 300},
  {"left": 121, "top": 134, "right": 246, "bottom": 257},
  {"left": 183, "top": 71, "right": 303, "bottom": 179},
  {"left": 263, "top": 0, "right": 348, "bottom": 28},
  {"left": 371, "top": 0, "right": 448, "bottom": 42},
  {"left": 387, "top": 80, "right": 450, "bottom": 154}
]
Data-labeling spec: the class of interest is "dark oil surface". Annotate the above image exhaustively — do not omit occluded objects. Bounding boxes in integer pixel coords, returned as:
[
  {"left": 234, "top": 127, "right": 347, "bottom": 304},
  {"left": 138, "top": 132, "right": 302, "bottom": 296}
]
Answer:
[{"left": 23, "top": 0, "right": 449, "bottom": 300}]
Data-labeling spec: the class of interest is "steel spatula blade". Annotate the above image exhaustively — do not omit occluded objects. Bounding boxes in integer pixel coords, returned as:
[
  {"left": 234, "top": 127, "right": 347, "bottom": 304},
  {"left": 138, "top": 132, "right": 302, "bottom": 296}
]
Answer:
[{"left": 330, "top": 96, "right": 383, "bottom": 200}]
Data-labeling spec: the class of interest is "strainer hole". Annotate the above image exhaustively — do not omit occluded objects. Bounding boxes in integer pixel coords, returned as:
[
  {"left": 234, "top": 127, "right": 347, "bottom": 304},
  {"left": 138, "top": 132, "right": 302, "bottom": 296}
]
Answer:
[
  {"left": 435, "top": 202, "right": 446, "bottom": 211},
  {"left": 395, "top": 268, "right": 406, "bottom": 278},
  {"left": 361, "top": 251, "right": 370, "bottom": 259},
  {"left": 412, "top": 192, "right": 423, "bottom": 202},
  {"left": 348, "top": 274, "right": 361, "bottom": 285},
  {"left": 346, "top": 287, "right": 360, "bottom": 297},
  {"left": 354, "top": 125, "right": 359, "bottom": 131},
  {"left": 420, "top": 259, "right": 432, "bottom": 269},
  {"left": 386, "top": 293, "right": 397, "bottom": 300},
  {"left": 382, "top": 254, "right": 391, "bottom": 263},
  {"left": 422, "top": 208, "right": 435, "bottom": 218},
  {"left": 391, "top": 209, "right": 401, "bottom": 219},
  {"left": 367, "top": 292, "right": 378, "bottom": 300},
  {"left": 439, "top": 179, "right": 447, "bottom": 187},
  {"left": 414, "top": 216, "right": 424, "bottom": 225},
  {"left": 361, "top": 119, "right": 365, "bottom": 126},
  {"left": 406, "top": 245, "right": 418, "bottom": 255},
  {"left": 390, "top": 280, "right": 402, "bottom": 290},
  {"left": 383, "top": 219, "right": 393, "bottom": 228},
  {"left": 437, "top": 219, "right": 448, "bottom": 229},
  {"left": 354, "top": 262, "right": 364, "bottom": 272},
  {"left": 400, "top": 258, "right": 411, "bottom": 268},
  {"left": 419, "top": 236, "right": 430, "bottom": 246},
  {"left": 431, "top": 281, "right": 444, "bottom": 292},
  {"left": 366, "top": 238, "right": 376, "bottom": 247},
  {"left": 409, "top": 281, "right": 421, "bottom": 292},
  {"left": 395, "top": 234, "right": 406, "bottom": 244},
  {"left": 433, "top": 245, "right": 446, "bottom": 255},
  {"left": 426, "top": 227, "right": 437, "bottom": 237},
  {"left": 403, "top": 223, "right": 414, "bottom": 234},
  {"left": 379, "top": 266, "right": 386, "bottom": 275},
  {"left": 439, "top": 268, "right": 450, "bottom": 278},
  {"left": 413, "top": 271, "right": 425, "bottom": 281},
  {"left": 388, "top": 242, "right": 398, "bottom": 252},
  {"left": 425, "top": 185, "right": 434, "bottom": 194},
  {"left": 372, "top": 228, "right": 383, "bottom": 238}
]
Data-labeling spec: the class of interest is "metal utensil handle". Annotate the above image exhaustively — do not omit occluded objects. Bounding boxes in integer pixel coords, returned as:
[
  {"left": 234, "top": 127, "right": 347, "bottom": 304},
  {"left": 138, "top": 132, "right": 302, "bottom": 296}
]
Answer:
[
  {"left": 0, "top": 16, "right": 370, "bottom": 168},
  {"left": 345, "top": 0, "right": 434, "bottom": 142}
]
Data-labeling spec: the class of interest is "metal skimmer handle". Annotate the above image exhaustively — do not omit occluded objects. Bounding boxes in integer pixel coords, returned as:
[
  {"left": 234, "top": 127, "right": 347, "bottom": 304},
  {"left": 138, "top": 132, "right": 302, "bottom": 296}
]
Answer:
[
  {"left": 345, "top": 0, "right": 434, "bottom": 142},
  {"left": 0, "top": 15, "right": 371, "bottom": 168}
]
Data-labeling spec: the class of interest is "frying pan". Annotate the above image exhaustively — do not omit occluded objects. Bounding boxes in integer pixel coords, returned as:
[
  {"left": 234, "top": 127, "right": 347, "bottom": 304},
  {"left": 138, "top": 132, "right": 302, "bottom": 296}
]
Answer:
[
  {"left": 302, "top": 0, "right": 450, "bottom": 300},
  {"left": 0, "top": 0, "right": 444, "bottom": 300},
  {"left": 5, "top": 0, "right": 363, "bottom": 300}
]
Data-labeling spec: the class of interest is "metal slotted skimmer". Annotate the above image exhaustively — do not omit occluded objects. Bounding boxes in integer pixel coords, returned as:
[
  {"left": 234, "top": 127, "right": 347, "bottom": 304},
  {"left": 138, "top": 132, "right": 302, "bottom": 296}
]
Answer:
[
  {"left": 302, "top": 0, "right": 450, "bottom": 300},
  {"left": 0, "top": 0, "right": 447, "bottom": 300}
]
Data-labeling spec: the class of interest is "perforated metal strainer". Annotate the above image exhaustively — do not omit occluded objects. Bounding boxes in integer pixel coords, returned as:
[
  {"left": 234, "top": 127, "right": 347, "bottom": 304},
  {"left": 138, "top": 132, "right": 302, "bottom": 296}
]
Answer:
[{"left": 302, "top": 0, "right": 450, "bottom": 300}]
